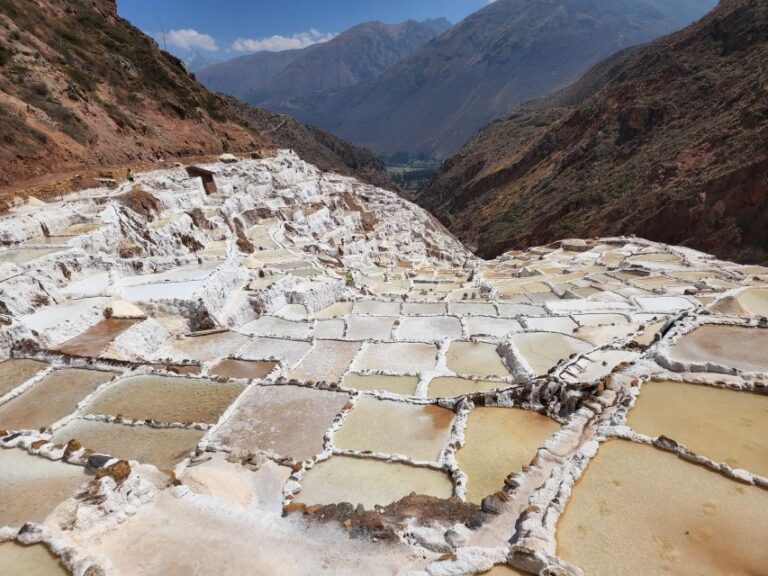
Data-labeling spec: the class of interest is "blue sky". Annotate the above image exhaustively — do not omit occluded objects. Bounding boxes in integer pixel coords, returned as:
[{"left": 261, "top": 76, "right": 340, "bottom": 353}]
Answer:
[{"left": 117, "top": 0, "right": 490, "bottom": 58}]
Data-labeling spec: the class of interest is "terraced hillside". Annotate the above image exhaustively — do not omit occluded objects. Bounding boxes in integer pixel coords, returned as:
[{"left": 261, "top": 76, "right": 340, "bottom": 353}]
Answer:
[{"left": 0, "top": 152, "right": 766, "bottom": 575}]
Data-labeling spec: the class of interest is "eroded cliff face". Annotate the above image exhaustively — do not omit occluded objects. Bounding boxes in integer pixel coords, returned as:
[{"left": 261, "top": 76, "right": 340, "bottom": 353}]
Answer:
[{"left": 419, "top": 0, "right": 768, "bottom": 264}]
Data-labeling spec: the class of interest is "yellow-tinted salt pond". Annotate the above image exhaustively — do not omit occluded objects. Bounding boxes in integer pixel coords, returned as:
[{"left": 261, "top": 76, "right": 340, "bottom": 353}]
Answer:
[
  {"left": 427, "top": 377, "right": 506, "bottom": 398},
  {"left": 313, "top": 302, "right": 353, "bottom": 319},
  {"left": 295, "top": 456, "right": 453, "bottom": 508},
  {"left": 210, "top": 385, "right": 349, "bottom": 462},
  {"left": 53, "top": 318, "right": 138, "bottom": 357},
  {"left": 334, "top": 396, "right": 454, "bottom": 461},
  {"left": 0, "top": 543, "right": 70, "bottom": 576},
  {"left": 167, "top": 331, "right": 251, "bottom": 362},
  {"left": 0, "top": 359, "right": 49, "bottom": 397},
  {"left": 669, "top": 325, "right": 768, "bottom": 372},
  {"left": 53, "top": 419, "right": 204, "bottom": 470},
  {"left": 0, "top": 449, "right": 89, "bottom": 526},
  {"left": 557, "top": 440, "right": 768, "bottom": 576},
  {"left": 0, "top": 369, "right": 116, "bottom": 430},
  {"left": 208, "top": 359, "right": 277, "bottom": 380},
  {"left": 0, "top": 248, "right": 63, "bottom": 264},
  {"left": 628, "top": 380, "right": 768, "bottom": 477},
  {"left": 457, "top": 407, "right": 560, "bottom": 504},
  {"left": 446, "top": 342, "right": 509, "bottom": 378},
  {"left": 342, "top": 373, "right": 419, "bottom": 395},
  {"left": 85, "top": 375, "right": 244, "bottom": 424},
  {"left": 507, "top": 332, "right": 592, "bottom": 376}
]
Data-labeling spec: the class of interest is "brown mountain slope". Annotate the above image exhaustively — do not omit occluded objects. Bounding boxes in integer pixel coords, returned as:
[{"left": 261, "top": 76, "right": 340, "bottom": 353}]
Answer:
[
  {"left": 419, "top": 0, "right": 768, "bottom": 264},
  {"left": 0, "top": 0, "right": 394, "bottom": 199}
]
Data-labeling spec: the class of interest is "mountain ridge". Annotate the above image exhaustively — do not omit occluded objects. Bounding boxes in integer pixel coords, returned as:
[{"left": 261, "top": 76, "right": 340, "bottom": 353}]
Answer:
[
  {"left": 270, "top": 0, "right": 718, "bottom": 159},
  {"left": 418, "top": 0, "right": 768, "bottom": 264},
  {"left": 0, "top": 0, "right": 395, "bottom": 200},
  {"left": 198, "top": 18, "right": 451, "bottom": 106}
]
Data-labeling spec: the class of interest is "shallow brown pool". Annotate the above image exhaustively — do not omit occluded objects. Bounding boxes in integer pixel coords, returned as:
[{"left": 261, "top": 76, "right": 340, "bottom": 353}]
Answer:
[
  {"left": 0, "top": 369, "right": 116, "bottom": 430},
  {"left": 54, "top": 318, "right": 139, "bottom": 357},
  {"left": 0, "top": 359, "right": 50, "bottom": 397},
  {"left": 84, "top": 375, "right": 245, "bottom": 424},
  {"left": 53, "top": 419, "right": 204, "bottom": 470}
]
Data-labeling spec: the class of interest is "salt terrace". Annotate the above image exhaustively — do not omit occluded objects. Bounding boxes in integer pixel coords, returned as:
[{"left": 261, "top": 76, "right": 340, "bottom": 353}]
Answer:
[{"left": 0, "top": 150, "right": 766, "bottom": 575}]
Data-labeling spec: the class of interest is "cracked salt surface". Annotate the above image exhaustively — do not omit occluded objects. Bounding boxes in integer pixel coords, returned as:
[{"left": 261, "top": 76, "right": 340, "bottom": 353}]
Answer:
[{"left": 0, "top": 150, "right": 767, "bottom": 575}]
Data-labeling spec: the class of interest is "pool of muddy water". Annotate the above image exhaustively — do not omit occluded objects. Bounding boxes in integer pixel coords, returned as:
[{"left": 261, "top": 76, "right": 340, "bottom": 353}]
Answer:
[
  {"left": 0, "top": 369, "right": 116, "bottom": 430},
  {"left": 334, "top": 396, "right": 454, "bottom": 461},
  {"left": 84, "top": 375, "right": 245, "bottom": 424},
  {"left": 53, "top": 419, "right": 204, "bottom": 470},
  {"left": 0, "top": 359, "right": 49, "bottom": 397}
]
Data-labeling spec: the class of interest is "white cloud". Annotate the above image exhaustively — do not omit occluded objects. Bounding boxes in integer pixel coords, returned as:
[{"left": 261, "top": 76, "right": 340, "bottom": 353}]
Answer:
[
  {"left": 165, "top": 28, "right": 219, "bottom": 52},
  {"left": 231, "top": 28, "right": 337, "bottom": 53}
]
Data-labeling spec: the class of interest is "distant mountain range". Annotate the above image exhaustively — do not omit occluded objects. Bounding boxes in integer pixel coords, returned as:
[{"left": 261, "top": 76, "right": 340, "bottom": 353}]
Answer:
[
  {"left": 270, "top": 0, "right": 717, "bottom": 159},
  {"left": 418, "top": 0, "right": 768, "bottom": 264},
  {"left": 198, "top": 19, "right": 450, "bottom": 106},
  {"left": 0, "top": 0, "right": 395, "bottom": 197}
]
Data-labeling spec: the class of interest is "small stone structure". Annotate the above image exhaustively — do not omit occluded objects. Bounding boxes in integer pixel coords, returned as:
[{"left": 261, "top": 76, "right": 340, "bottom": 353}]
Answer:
[{"left": 185, "top": 165, "right": 218, "bottom": 194}]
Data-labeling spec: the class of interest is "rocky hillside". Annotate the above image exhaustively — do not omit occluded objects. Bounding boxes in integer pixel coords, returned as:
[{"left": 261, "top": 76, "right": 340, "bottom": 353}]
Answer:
[
  {"left": 0, "top": 0, "right": 394, "bottom": 199},
  {"left": 419, "top": 0, "right": 768, "bottom": 264},
  {"left": 419, "top": 0, "right": 768, "bottom": 262},
  {"left": 274, "top": 0, "right": 716, "bottom": 159},
  {"left": 198, "top": 19, "right": 450, "bottom": 106}
]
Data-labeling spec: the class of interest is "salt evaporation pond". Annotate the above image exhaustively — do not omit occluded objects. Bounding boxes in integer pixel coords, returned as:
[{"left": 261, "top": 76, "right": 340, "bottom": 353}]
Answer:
[
  {"left": 334, "top": 396, "right": 453, "bottom": 461},
  {"left": 557, "top": 441, "right": 768, "bottom": 575},
  {"left": 210, "top": 385, "right": 349, "bottom": 462},
  {"left": 84, "top": 375, "right": 245, "bottom": 424},
  {"left": 507, "top": 332, "right": 592, "bottom": 376},
  {"left": 668, "top": 325, "right": 768, "bottom": 372},
  {"left": 0, "top": 359, "right": 49, "bottom": 397},
  {"left": 289, "top": 340, "right": 361, "bottom": 382},
  {"left": 167, "top": 331, "right": 251, "bottom": 362},
  {"left": 446, "top": 341, "right": 509, "bottom": 377},
  {"left": 0, "top": 369, "right": 115, "bottom": 430},
  {"left": 352, "top": 342, "right": 437, "bottom": 373},
  {"left": 0, "top": 543, "right": 70, "bottom": 576},
  {"left": 427, "top": 377, "right": 506, "bottom": 398},
  {"left": 628, "top": 380, "right": 768, "bottom": 477},
  {"left": 295, "top": 456, "right": 453, "bottom": 508},
  {"left": 342, "top": 373, "right": 419, "bottom": 395},
  {"left": 457, "top": 407, "right": 560, "bottom": 503},
  {"left": 0, "top": 449, "right": 89, "bottom": 526},
  {"left": 207, "top": 359, "right": 277, "bottom": 380},
  {"left": 52, "top": 419, "right": 204, "bottom": 470},
  {"left": 54, "top": 319, "right": 139, "bottom": 356},
  {"left": 0, "top": 247, "right": 64, "bottom": 264}
]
